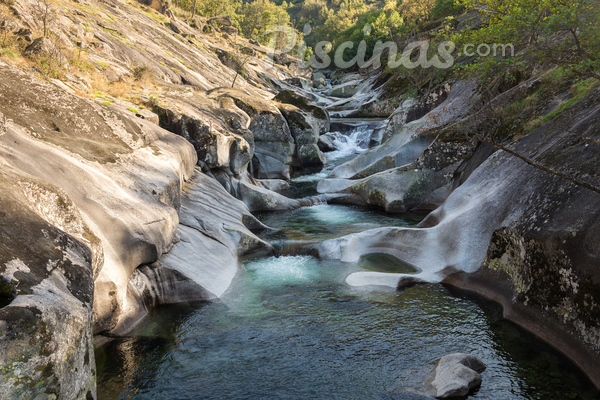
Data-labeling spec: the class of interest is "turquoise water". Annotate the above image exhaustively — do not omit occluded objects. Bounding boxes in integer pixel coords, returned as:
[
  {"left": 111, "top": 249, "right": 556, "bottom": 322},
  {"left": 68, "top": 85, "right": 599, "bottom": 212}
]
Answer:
[
  {"left": 96, "top": 254, "right": 599, "bottom": 399},
  {"left": 96, "top": 143, "right": 599, "bottom": 400},
  {"left": 255, "top": 204, "right": 427, "bottom": 251}
]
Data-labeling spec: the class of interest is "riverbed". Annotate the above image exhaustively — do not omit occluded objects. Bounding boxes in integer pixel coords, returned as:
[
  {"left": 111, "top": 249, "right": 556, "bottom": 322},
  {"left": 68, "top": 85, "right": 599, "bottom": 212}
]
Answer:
[{"left": 96, "top": 127, "right": 600, "bottom": 400}]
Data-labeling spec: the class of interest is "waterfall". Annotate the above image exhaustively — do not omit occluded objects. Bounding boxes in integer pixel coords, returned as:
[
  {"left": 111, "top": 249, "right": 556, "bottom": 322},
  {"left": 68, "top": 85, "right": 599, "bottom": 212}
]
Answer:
[{"left": 325, "top": 125, "right": 373, "bottom": 162}]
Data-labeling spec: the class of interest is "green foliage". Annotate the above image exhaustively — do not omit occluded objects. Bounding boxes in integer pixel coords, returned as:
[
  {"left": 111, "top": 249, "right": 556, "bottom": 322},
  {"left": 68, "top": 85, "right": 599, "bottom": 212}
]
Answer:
[
  {"left": 430, "top": 0, "right": 463, "bottom": 19},
  {"left": 238, "top": 0, "right": 291, "bottom": 44},
  {"left": 172, "top": 0, "right": 241, "bottom": 20},
  {"left": 453, "top": 0, "right": 600, "bottom": 82}
]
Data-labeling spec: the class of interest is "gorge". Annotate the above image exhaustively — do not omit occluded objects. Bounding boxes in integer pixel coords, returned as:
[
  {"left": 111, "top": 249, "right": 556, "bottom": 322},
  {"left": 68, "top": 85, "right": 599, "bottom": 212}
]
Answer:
[{"left": 0, "top": 0, "right": 599, "bottom": 398}]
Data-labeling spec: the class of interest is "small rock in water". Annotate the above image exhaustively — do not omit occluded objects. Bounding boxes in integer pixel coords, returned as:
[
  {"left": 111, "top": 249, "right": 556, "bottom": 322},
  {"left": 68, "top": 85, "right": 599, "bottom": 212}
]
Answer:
[{"left": 431, "top": 353, "right": 486, "bottom": 399}]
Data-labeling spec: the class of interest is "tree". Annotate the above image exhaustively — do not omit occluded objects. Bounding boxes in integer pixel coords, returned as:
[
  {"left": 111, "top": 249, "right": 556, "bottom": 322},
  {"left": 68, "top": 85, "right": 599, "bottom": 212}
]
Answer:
[
  {"left": 453, "top": 0, "right": 600, "bottom": 82},
  {"left": 33, "top": 0, "right": 55, "bottom": 37},
  {"left": 430, "top": 0, "right": 463, "bottom": 19},
  {"left": 238, "top": 0, "right": 292, "bottom": 45}
]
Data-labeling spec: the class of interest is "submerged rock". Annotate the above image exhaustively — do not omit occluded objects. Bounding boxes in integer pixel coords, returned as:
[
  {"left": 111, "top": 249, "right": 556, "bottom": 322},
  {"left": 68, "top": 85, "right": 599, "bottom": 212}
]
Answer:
[
  {"left": 431, "top": 354, "right": 486, "bottom": 399},
  {"left": 306, "top": 86, "right": 600, "bottom": 387}
]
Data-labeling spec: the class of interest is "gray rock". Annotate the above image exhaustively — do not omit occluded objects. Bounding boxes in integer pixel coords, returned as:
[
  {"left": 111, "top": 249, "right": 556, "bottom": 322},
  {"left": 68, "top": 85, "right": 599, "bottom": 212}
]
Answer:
[
  {"left": 314, "top": 77, "right": 326, "bottom": 88},
  {"left": 0, "top": 61, "right": 197, "bottom": 339},
  {"left": 0, "top": 165, "right": 97, "bottom": 399},
  {"left": 318, "top": 134, "right": 337, "bottom": 152},
  {"left": 431, "top": 354, "right": 486, "bottom": 399},
  {"left": 330, "top": 81, "right": 477, "bottom": 180},
  {"left": 238, "top": 179, "right": 300, "bottom": 211},
  {"left": 317, "top": 165, "right": 456, "bottom": 213},
  {"left": 154, "top": 92, "right": 254, "bottom": 175},
  {"left": 222, "top": 25, "right": 238, "bottom": 35},
  {"left": 209, "top": 15, "right": 232, "bottom": 26},
  {"left": 23, "top": 37, "right": 56, "bottom": 57},
  {"left": 210, "top": 88, "right": 294, "bottom": 179},
  {"left": 146, "top": 0, "right": 170, "bottom": 12},
  {"left": 258, "top": 179, "right": 290, "bottom": 192},
  {"left": 129, "top": 170, "right": 273, "bottom": 309},
  {"left": 313, "top": 72, "right": 327, "bottom": 88},
  {"left": 274, "top": 89, "right": 330, "bottom": 135}
]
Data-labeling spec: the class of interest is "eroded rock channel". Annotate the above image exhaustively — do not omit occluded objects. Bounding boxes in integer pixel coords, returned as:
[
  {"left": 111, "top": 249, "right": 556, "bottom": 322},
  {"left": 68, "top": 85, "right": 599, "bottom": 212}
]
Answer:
[
  {"left": 0, "top": 1, "right": 599, "bottom": 397},
  {"left": 96, "top": 109, "right": 599, "bottom": 399}
]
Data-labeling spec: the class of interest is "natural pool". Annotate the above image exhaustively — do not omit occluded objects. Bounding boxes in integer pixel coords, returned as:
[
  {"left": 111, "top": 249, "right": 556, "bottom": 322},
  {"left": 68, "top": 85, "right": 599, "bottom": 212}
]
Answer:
[
  {"left": 96, "top": 253, "right": 599, "bottom": 399},
  {"left": 96, "top": 130, "right": 599, "bottom": 400}
]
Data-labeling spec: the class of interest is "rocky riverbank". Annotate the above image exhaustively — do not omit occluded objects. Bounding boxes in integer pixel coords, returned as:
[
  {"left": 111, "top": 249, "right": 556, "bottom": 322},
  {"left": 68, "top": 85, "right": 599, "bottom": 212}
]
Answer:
[{"left": 0, "top": 0, "right": 599, "bottom": 396}]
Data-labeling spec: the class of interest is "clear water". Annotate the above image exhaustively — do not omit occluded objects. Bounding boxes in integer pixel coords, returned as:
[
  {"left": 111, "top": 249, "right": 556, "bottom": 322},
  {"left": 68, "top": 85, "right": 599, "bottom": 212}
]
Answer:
[
  {"left": 96, "top": 255, "right": 599, "bottom": 399},
  {"left": 255, "top": 204, "right": 427, "bottom": 251},
  {"left": 96, "top": 125, "right": 600, "bottom": 400}
]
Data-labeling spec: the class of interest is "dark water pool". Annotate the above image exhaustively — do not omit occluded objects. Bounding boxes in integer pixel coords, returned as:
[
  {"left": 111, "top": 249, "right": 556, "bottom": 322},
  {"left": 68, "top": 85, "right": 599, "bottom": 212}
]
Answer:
[
  {"left": 96, "top": 150, "right": 599, "bottom": 399},
  {"left": 96, "top": 254, "right": 599, "bottom": 400}
]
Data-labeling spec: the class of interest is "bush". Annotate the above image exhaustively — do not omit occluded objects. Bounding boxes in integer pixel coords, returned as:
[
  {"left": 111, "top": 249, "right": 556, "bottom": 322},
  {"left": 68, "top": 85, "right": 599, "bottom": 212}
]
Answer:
[
  {"left": 430, "top": 0, "right": 463, "bottom": 19},
  {"left": 133, "top": 65, "right": 150, "bottom": 81}
]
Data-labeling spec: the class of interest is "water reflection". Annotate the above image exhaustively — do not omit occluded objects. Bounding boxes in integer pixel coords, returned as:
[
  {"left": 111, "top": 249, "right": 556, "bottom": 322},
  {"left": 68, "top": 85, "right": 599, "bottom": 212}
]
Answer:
[{"left": 96, "top": 262, "right": 599, "bottom": 400}]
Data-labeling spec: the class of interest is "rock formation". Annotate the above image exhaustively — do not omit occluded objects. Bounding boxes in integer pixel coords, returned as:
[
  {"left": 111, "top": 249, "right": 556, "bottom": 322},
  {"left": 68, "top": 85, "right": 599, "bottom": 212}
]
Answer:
[{"left": 431, "top": 354, "right": 486, "bottom": 399}]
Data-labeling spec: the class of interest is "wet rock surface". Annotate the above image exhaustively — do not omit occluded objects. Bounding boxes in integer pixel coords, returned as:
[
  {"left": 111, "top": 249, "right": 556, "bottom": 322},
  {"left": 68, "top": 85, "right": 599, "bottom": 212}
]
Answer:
[{"left": 431, "top": 354, "right": 486, "bottom": 399}]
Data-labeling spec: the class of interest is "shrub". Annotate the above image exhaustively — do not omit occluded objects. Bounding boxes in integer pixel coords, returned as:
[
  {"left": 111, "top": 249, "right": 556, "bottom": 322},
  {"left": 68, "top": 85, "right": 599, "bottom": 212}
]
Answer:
[{"left": 133, "top": 65, "right": 150, "bottom": 81}]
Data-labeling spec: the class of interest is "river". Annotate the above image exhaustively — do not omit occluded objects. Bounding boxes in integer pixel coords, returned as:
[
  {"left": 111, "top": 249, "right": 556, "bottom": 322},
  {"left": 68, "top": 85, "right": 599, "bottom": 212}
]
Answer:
[{"left": 96, "top": 125, "right": 600, "bottom": 400}]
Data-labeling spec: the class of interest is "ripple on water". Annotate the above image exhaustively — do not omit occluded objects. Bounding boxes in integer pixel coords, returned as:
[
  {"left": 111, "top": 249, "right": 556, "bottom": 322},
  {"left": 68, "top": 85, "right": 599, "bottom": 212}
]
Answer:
[
  {"left": 244, "top": 255, "right": 320, "bottom": 286},
  {"left": 96, "top": 258, "right": 600, "bottom": 400}
]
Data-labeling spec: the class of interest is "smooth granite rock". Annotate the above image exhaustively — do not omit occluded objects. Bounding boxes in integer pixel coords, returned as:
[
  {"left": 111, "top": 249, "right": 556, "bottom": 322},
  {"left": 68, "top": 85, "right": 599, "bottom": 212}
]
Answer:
[{"left": 431, "top": 354, "right": 486, "bottom": 399}]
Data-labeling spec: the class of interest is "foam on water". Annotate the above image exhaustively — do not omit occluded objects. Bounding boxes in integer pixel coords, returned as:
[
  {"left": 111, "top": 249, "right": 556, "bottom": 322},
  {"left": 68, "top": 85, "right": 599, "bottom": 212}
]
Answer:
[
  {"left": 305, "top": 203, "right": 362, "bottom": 225},
  {"left": 244, "top": 255, "right": 319, "bottom": 286},
  {"left": 325, "top": 126, "right": 372, "bottom": 162},
  {"left": 291, "top": 170, "right": 329, "bottom": 183}
]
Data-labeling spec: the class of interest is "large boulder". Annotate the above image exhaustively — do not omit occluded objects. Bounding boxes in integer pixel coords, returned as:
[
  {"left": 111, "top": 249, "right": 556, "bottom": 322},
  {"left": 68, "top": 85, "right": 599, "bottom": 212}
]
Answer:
[
  {"left": 153, "top": 92, "right": 254, "bottom": 175},
  {"left": 210, "top": 88, "right": 295, "bottom": 179},
  {"left": 275, "top": 89, "right": 330, "bottom": 174},
  {"left": 431, "top": 354, "right": 486, "bottom": 399},
  {"left": 317, "top": 164, "right": 458, "bottom": 213},
  {"left": 209, "top": 15, "right": 232, "bottom": 26},
  {"left": 381, "top": 84, "right": 451, "bottom": 143},
  {"left": 23, "top": 37, "right": 56, "bottom": 57},
  {"left": 145, "top": 0, "right": 171, "bottom": 13},
  {"left": 274, "top": 89, "right": 330, "bottom": 134},
  {"left": 277, "top": 102, "right": 326, "bottom": 174},
  {"left": 318, "top": 133, "right": 337, "bottom": 152},
  {"left": 0, "top": 165, "right": 97, "bottom": 400}
]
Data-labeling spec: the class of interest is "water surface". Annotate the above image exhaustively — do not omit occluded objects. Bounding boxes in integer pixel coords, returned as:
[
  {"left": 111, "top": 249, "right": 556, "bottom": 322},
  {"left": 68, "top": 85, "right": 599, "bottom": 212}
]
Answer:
[
  {"left": 96, "top": 255, "right": 599, "bottom": 400},
  {"left": 96, "top": 126, "right": 600, "bottom": 400}
]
